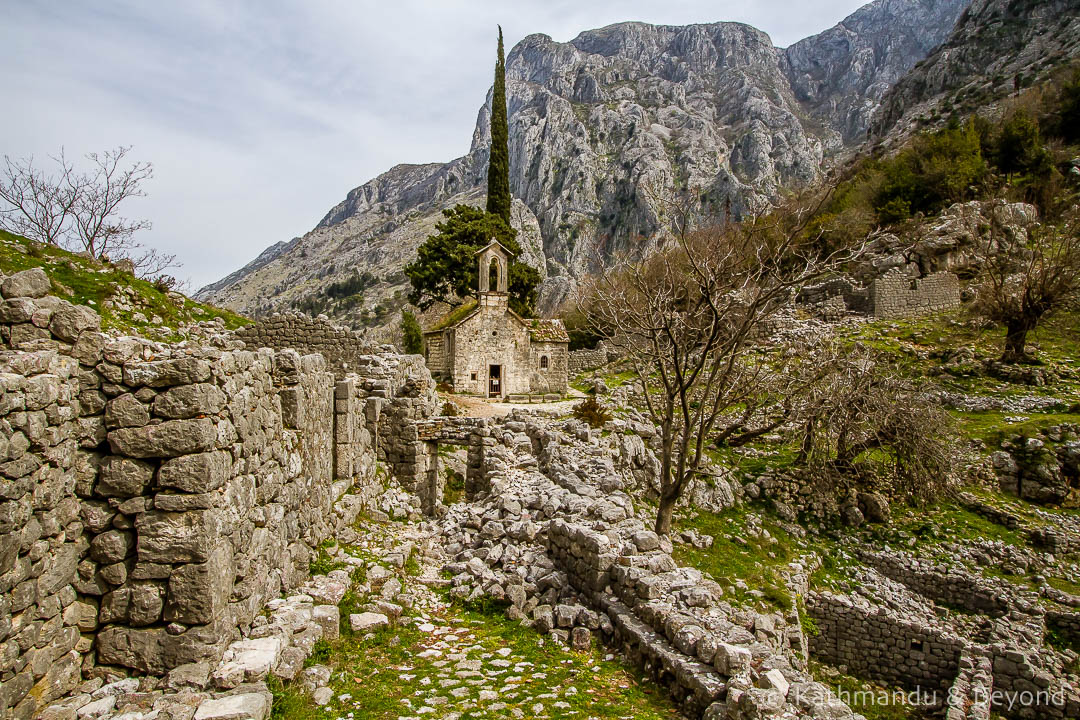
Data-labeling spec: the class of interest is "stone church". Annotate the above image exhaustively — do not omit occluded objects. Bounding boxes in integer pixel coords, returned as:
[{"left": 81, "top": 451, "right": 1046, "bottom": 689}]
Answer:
[{"left": 422, "top": 240, "right": 569, "bottom": 398}]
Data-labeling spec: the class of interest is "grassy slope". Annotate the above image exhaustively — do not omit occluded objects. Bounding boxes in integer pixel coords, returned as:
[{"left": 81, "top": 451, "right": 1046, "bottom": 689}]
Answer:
[
  {"left": 0, "top": 229, "right": 249, "bottom": 338},
  {"left": 574, "top": 307, "right": 1080, "bottom": 719}
]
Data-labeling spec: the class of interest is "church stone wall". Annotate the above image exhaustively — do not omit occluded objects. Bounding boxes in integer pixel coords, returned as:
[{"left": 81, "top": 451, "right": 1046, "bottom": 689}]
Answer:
[
  {"left": 528, "top": 341, "right": 569, "bottom": 395},
  {"left": 448, "top": 295, "right": 531, "bottom": 398}
]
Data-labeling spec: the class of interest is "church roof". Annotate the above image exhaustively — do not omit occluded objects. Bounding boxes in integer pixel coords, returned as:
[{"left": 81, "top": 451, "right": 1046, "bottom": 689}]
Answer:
[
  {"left": 527, "top": 318, "right": 570, "bottom": 343},
  {"left": 474, "top": 239, "right": 513, "bottom": 257}
]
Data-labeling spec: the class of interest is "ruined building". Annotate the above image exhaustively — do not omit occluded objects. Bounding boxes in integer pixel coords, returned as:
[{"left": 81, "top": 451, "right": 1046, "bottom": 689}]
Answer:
[{"left": 421, "top": 240, "right": 569, "bottom": 398}]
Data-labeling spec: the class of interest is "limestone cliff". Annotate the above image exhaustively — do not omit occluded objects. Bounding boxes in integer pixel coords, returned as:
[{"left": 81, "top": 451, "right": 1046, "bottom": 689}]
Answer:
[
  {"left": 872, "top": 0, "right": 1080, "bottom": 141},
  {"left": 197, "top": 0, "right": 969, "bottom": 321}
]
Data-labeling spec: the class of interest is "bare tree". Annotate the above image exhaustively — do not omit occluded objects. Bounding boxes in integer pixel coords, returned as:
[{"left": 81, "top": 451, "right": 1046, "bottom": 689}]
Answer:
[
  {"left": 972, "top": 208, "right": 1080, "bottom": 363},
  {"left": 70, "top": 146, "right": 153, "bottom": 259},
  {"left": 794, "top": 343, "right": 958, "bottom": 502},
  {"left": 0, "top": 146, "right": 173, "bottom": 276},
  {"left": 580, "top": 193, "right": 852, "bottom": 534},
  {"left": 0, "top": 150, "right": 79, "bottom": 245}
]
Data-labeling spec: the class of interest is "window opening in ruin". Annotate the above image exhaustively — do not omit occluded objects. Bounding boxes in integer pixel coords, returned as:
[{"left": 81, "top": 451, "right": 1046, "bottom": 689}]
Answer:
[
  {"left": 910, "top": 639, "right": 923, "bottom": 651},
  {"left": 470, "top": 372, "right": 478, "bottom": 381}
]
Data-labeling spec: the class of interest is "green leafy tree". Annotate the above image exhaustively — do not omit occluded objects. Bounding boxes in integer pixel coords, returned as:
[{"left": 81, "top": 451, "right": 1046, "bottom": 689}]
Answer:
[
  {"left": 486, "top": 26, "right": 512, "bottom": 224},
  {"left": 873, "top": 119, "right": 987, "bottom": 224},
  {"left": 1054, "top": 69, "right": 1080, "bottom": 142},
  {"left": 991, "top": 111, "right": 1054, "bottom": 177},
  {"left": 404, "top": 204, "right": 539, "bottom": 317},
  {"left": 401, "top": 310, "right": 423, "bottom": 354}
]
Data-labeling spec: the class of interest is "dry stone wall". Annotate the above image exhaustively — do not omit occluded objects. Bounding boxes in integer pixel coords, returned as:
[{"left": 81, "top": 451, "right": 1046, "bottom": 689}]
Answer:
[
  {"left": 0, "top": 267, "right": 440, "bottom": 719},
  {"left": 806, "top": 591, "right": 965, "bottom": 693},
  {"left": 568, "top": 341, "right": 616, "bottom": 375},
  {"left": 234, "top": 312, "right": 378, "bottom": 379},
  {"left": 869, "top": 270, "right": 961, "bottom": 319}
]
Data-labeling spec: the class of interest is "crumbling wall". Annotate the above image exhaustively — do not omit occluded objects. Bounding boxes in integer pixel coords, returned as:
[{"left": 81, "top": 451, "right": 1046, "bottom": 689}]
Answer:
[
  {"left": 568, "top": 341, "right": 615, "bottom": 375},
  {"left": 0, "top": 268, "right": 438, "bottom": 716},
  {"left": 806, "top": 591, "right": 964, "bottom": 694},
  {"left": 869, "top": 270, "right": 961, "bottom": 318},
  {"left": 234, "top": 312, "right": 378, "bottom": 379},
  {"left": 860, "top": 550, "right": 1012, "bottom": 617},
  {"left": 946, "top": 651, "right": 994, "bottom": 720}
]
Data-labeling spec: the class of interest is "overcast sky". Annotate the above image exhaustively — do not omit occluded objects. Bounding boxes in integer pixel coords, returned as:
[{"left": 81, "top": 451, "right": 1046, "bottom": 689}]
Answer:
[{"left": 2, "top": 0, "right": 869, "bottom": 290}]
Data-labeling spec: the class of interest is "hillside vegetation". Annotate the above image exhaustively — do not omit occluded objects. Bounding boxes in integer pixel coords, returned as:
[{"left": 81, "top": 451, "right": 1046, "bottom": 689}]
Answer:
[{"left": 0, "top": 229, "right": 249, "bottom": 338}]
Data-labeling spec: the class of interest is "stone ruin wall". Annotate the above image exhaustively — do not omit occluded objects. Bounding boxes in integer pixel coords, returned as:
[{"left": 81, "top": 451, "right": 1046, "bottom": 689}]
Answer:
[
  {"left": 234, "top": 312, "right": 380, "bottom": 380},
  {"left": 0, "top": 269, "right": 439, "bottom": 719},
  {"left": 568, "top": 341, "right": 616, "bottom": 375},
  {"left": 869, "top": 270, "right": 961, "bottom": 319},
  {"left": 806, "top": 592, "right": 965, "bottom": 694}
]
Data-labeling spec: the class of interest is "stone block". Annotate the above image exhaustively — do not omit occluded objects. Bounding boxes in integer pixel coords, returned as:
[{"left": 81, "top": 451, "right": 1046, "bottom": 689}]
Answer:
[
  {"left": 122, "top": 358, "right": 212, "bottom": 388},
  {"left": 193, "top": 692, "right": 271, "bottom": 720},
  {"left": 136, "top": 509, "right": 223, "bottom": 563},
  {"left": 89, "top": 530, "right": 134, "bottom": 564},
  {"left": 714, "top": 642, "right": 751, "bottom": 676},
  {"left": 349, "top": 612, "right": 389, "bottom": 633},
  {"left": 157, "top": 451, "right": 230, "bottom": 493},
  {"left": 97, "top": 456, "right": 154, "bottom": 497},
  {"left": 152, "top": 383, "right": 227, "bottom": 419},
  {"left": 165, "top": 542, "right": 234, "bottom": 624},
  {"left": 49, "top": 304, "right": 100, "bottom": 343},
  {"left": 222, "top": 636, "right": 283, "bottom": 682},
  {"left": 108, "top": 417, "right": 216, "bottom": 458}
]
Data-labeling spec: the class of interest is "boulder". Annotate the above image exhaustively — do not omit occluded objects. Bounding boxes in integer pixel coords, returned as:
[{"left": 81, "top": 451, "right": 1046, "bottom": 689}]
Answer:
[
  {"left": 349, "top": 612, "right": 389, "bottom": 633},
  {"left": 1, "top": 268, "right": 51, "bottom": 299}
]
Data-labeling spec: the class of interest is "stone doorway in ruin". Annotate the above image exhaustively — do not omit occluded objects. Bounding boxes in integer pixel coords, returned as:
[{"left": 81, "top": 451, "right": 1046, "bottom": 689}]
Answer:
[
  {"left": 488, "top": 364, "right": 502, "bottom": 398},
  {"left": 415, "top": 418, "right": 490, "bottom": 515}
]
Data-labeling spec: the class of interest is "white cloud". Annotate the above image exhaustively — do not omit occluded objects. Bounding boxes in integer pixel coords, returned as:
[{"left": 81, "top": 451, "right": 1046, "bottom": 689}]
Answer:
[{"left": 1, "top": 0, "right": 868, "bottom": 289}]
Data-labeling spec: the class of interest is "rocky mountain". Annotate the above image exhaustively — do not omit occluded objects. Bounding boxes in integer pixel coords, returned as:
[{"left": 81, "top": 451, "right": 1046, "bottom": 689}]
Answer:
[
  {"left": 197, "top": 0, "right": 969, "bottom": 321},
  {"left": 872, "top": 0, "right": 1080, "bottom": 140}
]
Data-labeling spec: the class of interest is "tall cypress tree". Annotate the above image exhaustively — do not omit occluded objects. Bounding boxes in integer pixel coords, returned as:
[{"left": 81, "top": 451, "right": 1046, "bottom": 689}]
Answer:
[{"left": 486, "top": 25, "right": 512, "bottom": 225}]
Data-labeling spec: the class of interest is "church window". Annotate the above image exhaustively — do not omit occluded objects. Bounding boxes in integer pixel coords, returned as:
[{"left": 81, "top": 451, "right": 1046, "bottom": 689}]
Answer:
[{"left": 540, "top": 355, "right": 549, "bottom": 370}]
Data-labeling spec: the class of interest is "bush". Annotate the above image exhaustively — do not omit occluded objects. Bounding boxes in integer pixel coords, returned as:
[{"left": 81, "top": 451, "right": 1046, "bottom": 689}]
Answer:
[
  {"left": 872, "top": 119, "right": 988, "bottom": 224},
  {"left": 572, "top": 396, "right": 612, "bottom": 428},
  {"left": 152, "top": 274, "right": 178, "bottom": 293},
  {"left": 401, "top": 310, "right": 423, "bottom": 354},
  {"left": 989, "top": 111, "right": 1054, "bottom": 177}
]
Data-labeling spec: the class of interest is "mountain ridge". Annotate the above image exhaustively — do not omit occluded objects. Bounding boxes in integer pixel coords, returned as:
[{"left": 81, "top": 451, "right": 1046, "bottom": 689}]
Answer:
[{"left": 196, "top": 0, "right": 970, "bottom": 323}]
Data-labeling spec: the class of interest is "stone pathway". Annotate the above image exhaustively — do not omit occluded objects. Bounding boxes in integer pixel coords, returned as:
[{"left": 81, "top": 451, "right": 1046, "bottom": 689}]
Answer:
[
  {"left": 443, "top": 390, "right": 585, "bottom": 419},
  {"left": 291, "top": 519, "right": 683, "bottom": 720}
]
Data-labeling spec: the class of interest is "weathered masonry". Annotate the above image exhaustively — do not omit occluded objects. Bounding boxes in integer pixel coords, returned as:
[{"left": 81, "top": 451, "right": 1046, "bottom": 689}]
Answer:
[
  {"left": 422, "top": 240, "right": 569, "bottom": 399},
  {"left": 0, "top": 268, "right": 441, "bottom": 717}
]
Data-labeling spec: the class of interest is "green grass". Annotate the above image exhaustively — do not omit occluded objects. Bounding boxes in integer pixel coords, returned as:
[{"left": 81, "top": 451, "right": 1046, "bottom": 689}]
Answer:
[
  {"left": 274, "top": 592, "right": 682, "bottom": 720},
  {"left": 672, "top": 505, "right": 808, "bottom": 611},
  {"left": 809, "top": 662, "right": 935, "bottom": 720},
  {"left": 863, "top": 497, "right": 1029, "bottom": 551},
  {"left": 309, "top": 540, "right": 345, "bottom": 576},
  {"left": 0, "top": 229, "right": 249, "bottom": 338},
  {"left": 1047, "top": 575, "right": 1080, "bottom": 597},
  {"left": 442, "top": 466, "right": 465, "bottom": 505}
]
